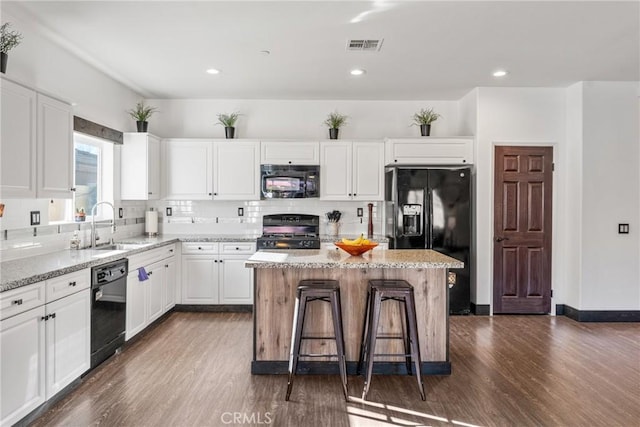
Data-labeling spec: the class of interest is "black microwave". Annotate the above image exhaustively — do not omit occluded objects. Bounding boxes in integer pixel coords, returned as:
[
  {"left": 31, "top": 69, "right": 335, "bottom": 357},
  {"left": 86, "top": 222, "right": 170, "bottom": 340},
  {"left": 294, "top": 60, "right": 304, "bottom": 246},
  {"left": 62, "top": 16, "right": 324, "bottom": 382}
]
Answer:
[{"left": 260, "top": 165, "right": 320, "bottom": 199}]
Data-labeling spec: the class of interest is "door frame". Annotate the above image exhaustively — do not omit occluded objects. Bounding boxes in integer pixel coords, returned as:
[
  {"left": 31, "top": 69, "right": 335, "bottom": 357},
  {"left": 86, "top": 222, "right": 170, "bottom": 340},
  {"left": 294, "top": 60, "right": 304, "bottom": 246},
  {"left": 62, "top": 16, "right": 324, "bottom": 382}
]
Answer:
[{"left": 489, "top": 141, "right": 559, "bottom": 315}]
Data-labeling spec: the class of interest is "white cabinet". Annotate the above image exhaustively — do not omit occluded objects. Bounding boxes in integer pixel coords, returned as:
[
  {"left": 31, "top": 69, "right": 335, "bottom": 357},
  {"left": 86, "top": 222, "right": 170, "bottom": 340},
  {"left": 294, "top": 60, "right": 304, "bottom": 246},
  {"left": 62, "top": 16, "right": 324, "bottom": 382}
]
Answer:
[
  {"left": 261, "top": 141, "right": 320, "bottom": 165},
  {"left": 320, "top": 141, "right": 384, "bottom": 201},
  {"left": 163, "top": 139, "right": 259, "bottom": 200},
  {"left": 214, "top": 140, "right": 260, "bottom": 200},
  {"left": 385, "top": 137, "right": 474, "bottom": 165},
  {"left": 0, "top": 274, "right": 89, "bottom": 427},
  {"left": 1, "top": 78, "right": 74, "bottom": 199},
  {"left": 126, "top": 244, "right": 177, "bottom": 340},
  {"left": 181, "top": 242, "right": 255, "bottom": 305},
  {"left": 0, "top": 305, "right": 46, "bottom": 427},
  {"left": 0, "top": 78, "right": 37, "bottom": 198},
  {"left": 44, "top": 289, "right": 90, "bottom": 399},
  {"left": 121, "top": 133, "right": 161, "bottom": 200},
  {"left": 36, "top": 93, "right": 74, "bottom": 198}
]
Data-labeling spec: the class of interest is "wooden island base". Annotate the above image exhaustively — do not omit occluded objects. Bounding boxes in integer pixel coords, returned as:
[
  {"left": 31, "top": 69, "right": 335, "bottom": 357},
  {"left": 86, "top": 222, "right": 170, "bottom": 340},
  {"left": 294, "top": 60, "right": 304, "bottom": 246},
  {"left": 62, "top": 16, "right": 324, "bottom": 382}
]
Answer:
[{"left": 251, "top": 266, "right": 451, "bottom": 375}]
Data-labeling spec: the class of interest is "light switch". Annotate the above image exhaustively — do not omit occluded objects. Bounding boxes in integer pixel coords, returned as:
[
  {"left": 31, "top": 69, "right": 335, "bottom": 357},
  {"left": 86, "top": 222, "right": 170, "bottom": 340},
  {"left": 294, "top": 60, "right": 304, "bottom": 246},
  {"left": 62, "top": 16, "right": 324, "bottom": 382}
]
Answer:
[
  {"left": 118, "top": 208, "right": 124, "bottom": 219},
  {"left": 238, "top": 207, "right": 244, "bottom": 217},
  {"left": 618, "top": 223, "right": 630, "bottom": 234},
  {"left": 166, "top": 207, "right": 172, "bottom": 217},
  {"left": 30, "top": 211, "right": 40, "bottom": 225},
  {"left": 357, "top": 208, "right": 363, "bottom": 217}
]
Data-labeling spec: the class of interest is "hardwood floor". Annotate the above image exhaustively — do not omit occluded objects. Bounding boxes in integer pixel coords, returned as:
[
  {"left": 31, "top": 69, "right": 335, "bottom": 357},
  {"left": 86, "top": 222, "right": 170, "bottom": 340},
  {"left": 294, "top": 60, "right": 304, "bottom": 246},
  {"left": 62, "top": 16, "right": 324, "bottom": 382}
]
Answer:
[{"left": 30, "top": 313, "right": 639, "bottom": 427}]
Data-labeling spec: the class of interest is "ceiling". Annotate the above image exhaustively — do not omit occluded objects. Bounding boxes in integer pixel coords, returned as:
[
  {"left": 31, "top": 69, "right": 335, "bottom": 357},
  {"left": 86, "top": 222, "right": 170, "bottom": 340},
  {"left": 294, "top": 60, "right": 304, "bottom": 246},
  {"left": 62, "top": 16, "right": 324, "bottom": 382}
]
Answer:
[{"left": 6, "top": 1, "right": 639, "bottom": 100}]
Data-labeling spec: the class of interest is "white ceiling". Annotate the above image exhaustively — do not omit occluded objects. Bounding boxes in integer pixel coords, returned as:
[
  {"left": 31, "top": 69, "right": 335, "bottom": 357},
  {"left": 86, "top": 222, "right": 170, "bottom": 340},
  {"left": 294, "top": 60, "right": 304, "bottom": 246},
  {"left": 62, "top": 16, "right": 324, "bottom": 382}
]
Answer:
[{"left": 7, "top": 1, "right": 640, "bottom": 100}]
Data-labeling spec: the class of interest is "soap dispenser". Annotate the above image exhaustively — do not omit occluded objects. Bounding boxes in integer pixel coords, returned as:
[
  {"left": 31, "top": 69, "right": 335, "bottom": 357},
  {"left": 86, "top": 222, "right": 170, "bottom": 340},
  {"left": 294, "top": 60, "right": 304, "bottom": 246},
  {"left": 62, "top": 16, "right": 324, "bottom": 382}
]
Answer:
[{"left": 70, "top": 230, "right": 81, "bottom": 250}]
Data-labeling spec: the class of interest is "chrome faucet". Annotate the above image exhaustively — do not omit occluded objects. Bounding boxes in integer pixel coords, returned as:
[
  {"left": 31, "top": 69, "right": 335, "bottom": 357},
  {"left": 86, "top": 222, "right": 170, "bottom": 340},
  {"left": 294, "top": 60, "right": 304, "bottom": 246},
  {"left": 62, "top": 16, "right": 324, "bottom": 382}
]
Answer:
[{"left": 91, "top": 201, "right": 116, "bottom": 248}]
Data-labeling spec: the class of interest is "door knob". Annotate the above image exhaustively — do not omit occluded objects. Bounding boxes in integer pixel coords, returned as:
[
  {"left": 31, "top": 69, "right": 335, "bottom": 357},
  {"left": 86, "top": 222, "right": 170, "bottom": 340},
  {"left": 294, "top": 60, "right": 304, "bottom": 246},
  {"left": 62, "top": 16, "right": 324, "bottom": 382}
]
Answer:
[{"left": 495, "top": 237, "right": 510, "bottom": 242}]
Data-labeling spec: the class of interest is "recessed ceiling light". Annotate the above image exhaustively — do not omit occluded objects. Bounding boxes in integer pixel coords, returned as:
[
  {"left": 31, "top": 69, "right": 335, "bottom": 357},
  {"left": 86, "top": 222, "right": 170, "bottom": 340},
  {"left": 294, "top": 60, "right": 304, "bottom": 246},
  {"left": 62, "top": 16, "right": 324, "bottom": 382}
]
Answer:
[
  {"left": 350, "top": 69, "right": 366, "bottom": 76},
  {"left": 206, "top": 68, "right": 220, "bottom": 75},
  {"left": 493, "top": 70, "right": 508, "bottom": 77}
]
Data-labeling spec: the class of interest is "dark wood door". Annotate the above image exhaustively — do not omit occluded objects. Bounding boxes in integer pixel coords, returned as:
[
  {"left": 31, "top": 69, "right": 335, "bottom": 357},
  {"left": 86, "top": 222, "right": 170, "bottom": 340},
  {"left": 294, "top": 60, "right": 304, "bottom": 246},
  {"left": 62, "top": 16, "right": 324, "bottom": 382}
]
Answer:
[{"left": 493, "top": 146, "right": 553, "bottom": 314}]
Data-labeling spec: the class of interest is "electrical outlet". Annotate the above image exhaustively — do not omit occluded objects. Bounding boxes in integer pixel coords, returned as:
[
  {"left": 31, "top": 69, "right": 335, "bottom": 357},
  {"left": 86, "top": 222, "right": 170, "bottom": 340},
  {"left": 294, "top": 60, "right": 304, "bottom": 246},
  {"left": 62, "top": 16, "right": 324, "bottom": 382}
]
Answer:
[
  {"left": 357, "top": 208, "right": 363, "bottom": 217},
  {"left": 238, "top": 207, "right": 244, "bottom": 217},
  {"left": 166, "top": 207, "right": 172, "bottom": 216},
  {"left": 30, "top": 211, "right": 41, "bottom": 225},
  {"left": 118, "top": 207, "right": 124, "bottom": 218},
  {"left": 618, "top": 223, "right": 630, "bottom": 234}
]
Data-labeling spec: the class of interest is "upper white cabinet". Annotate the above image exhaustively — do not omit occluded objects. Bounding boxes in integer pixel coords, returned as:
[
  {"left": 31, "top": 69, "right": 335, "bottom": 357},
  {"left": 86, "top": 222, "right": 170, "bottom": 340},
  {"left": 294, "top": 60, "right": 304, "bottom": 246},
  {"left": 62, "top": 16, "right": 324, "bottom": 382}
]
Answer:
[
  {"left": 261, "top": 141, "right": 319, "bottom": 165},
  {"left": 121, "top": 133, "right": 161, "bottom": 200},
  {"left": 385, "top": 137, "right": 474, "bottom": 165},
  {"left": 1, "top": 77, "right": 73, "bottom": 199},
  {"left": 320, "top": 141, "right": 384, "bottom": 201},
  {"left": 36, "top": 94, "right": 74, "bottom": 198},
  {"left": 214, "top": 140, "right": 260, "bottom": 200},
  {"left": 0, "top": 79, "right": 37, "bottom": 198},
  {"left": 163, "top": 139, "right": 259, "bottom": 200}
]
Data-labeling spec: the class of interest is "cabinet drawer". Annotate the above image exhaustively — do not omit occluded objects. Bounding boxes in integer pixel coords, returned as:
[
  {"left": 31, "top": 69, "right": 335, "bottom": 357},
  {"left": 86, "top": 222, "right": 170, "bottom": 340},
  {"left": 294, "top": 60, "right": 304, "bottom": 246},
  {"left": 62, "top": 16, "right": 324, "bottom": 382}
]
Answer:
[
  {"left": 45, "top": 269, "right": 90, "bottom": 303},
  {"left": 220, "top": 242, "right": 256, "bottom": 255},
  {"left": 182, "top": 242, "right": 219, "bottom": 255},
  {"left": 0, "top": 281, "right": 46, "bottom": 320},
  {"left": 128, "top": 244, "right": 176, "bottom": 270}
]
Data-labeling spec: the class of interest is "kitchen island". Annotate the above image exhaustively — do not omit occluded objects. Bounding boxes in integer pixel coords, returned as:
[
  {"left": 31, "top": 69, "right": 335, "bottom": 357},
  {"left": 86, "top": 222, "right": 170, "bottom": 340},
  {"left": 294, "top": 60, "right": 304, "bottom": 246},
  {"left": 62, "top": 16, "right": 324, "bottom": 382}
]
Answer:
[{"left": 246, "top": 248, "right": 463, "bottom": 375}]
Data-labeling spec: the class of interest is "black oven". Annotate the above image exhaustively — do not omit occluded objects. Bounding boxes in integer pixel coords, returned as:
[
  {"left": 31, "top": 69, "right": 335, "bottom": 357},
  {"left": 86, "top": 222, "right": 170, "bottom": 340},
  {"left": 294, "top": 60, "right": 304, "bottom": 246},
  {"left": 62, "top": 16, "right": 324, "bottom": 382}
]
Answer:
[{"left": 260, "top": 165, "right": 319, "bottom": 199}]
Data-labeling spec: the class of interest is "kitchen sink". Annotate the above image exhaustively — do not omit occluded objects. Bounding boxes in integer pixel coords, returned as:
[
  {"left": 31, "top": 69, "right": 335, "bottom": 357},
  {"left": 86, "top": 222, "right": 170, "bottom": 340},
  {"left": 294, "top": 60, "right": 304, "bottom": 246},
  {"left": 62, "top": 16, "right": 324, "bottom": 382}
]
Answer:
[{"left": 93, "top": 243, "right": 150, "bottom": 251}]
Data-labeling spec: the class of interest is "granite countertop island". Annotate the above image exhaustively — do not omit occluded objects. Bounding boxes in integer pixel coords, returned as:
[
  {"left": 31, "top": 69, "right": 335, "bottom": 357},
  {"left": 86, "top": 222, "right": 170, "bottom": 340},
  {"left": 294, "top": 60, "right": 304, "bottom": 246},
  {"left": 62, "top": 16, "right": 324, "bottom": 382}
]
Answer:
[{"left": 247, "top": 248, "right": 462, "bottom": 375}]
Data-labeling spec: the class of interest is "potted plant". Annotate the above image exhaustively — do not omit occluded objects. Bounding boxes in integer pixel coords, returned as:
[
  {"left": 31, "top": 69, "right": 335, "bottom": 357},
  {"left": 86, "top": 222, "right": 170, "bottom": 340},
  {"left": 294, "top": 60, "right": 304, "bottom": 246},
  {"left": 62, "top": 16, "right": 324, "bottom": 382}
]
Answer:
[
  {"left": 0, "top": 22, "right": 23, "bottom": 74},
  {"left": 127, "top": 101, "right": 158, "bottom": 132},
  {"left": 324, "top": 111, "right": 348, "bottom": 140},
  {"left": 75, "top": 208, "right": 86, "bottom": 222},
  {"left": 412, "top": 107, "right": 441, "bottom": 136},
  {"left": 216, "top": 112, "right": 240, "bottom": 139}
]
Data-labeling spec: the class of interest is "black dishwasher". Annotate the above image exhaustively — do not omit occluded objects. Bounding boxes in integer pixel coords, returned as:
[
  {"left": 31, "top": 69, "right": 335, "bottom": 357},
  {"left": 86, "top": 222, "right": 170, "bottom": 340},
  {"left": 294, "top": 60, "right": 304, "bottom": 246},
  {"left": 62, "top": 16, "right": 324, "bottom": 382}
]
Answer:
[{"left": 91, "top": 258, "right": 128, "bottom": 369}]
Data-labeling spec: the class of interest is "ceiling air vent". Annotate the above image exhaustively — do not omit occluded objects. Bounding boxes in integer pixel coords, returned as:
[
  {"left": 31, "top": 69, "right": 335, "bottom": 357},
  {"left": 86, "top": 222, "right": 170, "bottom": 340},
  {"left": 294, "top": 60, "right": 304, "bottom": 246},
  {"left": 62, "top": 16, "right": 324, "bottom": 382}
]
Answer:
[{"left": 346, "top": 39, "right": 383, "bottom": 52}]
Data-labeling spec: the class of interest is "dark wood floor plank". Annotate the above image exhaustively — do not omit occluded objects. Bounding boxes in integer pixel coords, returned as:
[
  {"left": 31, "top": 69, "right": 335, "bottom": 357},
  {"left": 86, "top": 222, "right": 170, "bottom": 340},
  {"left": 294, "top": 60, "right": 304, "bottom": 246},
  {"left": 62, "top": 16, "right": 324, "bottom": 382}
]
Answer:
[{"left": 29, "top": 313, "right": 640, "bottom": 427}]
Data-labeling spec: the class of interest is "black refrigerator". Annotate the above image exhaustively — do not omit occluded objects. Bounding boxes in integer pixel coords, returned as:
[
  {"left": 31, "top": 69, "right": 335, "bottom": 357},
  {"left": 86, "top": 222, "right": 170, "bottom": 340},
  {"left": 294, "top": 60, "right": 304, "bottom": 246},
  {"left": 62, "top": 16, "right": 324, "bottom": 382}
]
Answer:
[{"left": 385, "top": 166, "right": 472, "bottom": 314}]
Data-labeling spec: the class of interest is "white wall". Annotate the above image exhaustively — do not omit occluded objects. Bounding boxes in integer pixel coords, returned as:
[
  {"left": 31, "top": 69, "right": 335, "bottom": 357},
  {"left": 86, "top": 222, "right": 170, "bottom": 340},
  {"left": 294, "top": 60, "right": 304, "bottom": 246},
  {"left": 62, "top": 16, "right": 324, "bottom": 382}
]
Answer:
[
  {"left": 475, "top": 87, "right": 567, "bottom": 310},
  {"left": 146, "top": 99, "right": 461, "bottom": 139},
  {"left": 580, "top": 82, "right": 640, "bottom": 310},
  {"left": 1, "top": 6, "right": 140, "bottom": 131}
]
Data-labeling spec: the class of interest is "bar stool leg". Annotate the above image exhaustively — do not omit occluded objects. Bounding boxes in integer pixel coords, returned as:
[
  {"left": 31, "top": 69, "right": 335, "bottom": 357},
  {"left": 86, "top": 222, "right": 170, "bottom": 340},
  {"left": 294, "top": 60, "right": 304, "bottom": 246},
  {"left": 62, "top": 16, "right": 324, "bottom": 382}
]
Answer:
[
  {"left": 357, "top": 286, "right": 372, "bottom": 375},
  {"left": 286, "top": 292, "right": 308, "bottom": 401},
  {"left": 405, "top": 291, "right": 426, "bottom": 401},
  {"left": 401, "top": 300, "right": 413, "bottom": 375},
  {"left": 362, "top": 291, "right": 382, "bottom": 401},
  {"left": 330, "top": 290, "right": 348, "bottom": 401}
]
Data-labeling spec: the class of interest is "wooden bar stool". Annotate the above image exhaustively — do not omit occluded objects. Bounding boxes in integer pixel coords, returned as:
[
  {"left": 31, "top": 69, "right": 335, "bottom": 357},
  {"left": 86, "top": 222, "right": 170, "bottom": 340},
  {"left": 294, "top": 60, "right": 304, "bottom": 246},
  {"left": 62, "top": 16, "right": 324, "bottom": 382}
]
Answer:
[
  {"left": 358, "top": 279, "right": 425, "bottom": 401},
  {"left": 286, "top": 280, "right": 348, "bottom": 401}
]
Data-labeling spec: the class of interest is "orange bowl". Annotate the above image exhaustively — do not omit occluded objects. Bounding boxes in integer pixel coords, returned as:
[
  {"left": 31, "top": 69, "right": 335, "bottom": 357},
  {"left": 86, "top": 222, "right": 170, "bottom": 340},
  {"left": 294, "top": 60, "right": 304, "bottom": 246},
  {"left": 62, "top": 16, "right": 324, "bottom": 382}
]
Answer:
[{"left": 334, "top": 241, "right": 378, "bottom": 256}]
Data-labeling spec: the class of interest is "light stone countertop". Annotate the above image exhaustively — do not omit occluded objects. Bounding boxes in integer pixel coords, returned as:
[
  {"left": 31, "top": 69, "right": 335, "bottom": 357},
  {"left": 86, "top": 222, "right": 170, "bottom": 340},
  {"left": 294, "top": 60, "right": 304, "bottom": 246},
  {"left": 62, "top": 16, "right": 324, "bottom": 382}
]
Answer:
[
  {"left": 0, "top": 234, "right": 259, "bottom": 292},
  {"left": 245, "top": 248, "right": 463, "bottom": 269}
]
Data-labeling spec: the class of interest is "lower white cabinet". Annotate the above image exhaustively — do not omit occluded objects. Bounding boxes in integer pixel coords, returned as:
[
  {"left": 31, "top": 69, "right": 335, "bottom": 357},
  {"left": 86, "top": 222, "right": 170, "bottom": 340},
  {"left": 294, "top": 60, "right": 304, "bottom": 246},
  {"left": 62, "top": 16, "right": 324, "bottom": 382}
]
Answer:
[
  {"left": 1, "top": 276, "right": 89, "bottom": 427},
  {"left": 0, "top": 305, "right": 46, "bottom": 427},
  {"left": 45, "top": 289, "right": 90, "bottom": 398},
  {"left": 126, "top": 244, "right": 177, "bottom": 341},
  {"left": 181, "top": 242, "right": 255, "bottom": 305}
]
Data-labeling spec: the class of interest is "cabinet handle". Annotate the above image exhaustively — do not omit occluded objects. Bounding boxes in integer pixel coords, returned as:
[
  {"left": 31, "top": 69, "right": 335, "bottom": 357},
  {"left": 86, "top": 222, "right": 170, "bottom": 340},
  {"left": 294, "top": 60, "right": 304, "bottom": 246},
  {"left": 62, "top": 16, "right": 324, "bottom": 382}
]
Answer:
[
  {"left": 463, "top": 160, "right": 467, "bottom": 163},
  {"left": 348, "top": 193, "right": 352, "bottom": 196},
  {"left": 288, "top": 161, "right": 292, "bottom": 164},
  {"left": 148, "top": 271, "right": 153, "bottom": 275},
  {"left": 70, "top": 187, "right": 76, "bottom": 192},
  {"left": 69, "top": 281, "right": 76, "bottom": 287},
  {"left": 219, "top": 260, "right": 223, "bottom": 263},
  {"left": 235, "top": 247, "right": 239, "bottom": 250},
  {"left": 214, "top": 192, "right": 218, "bottom": 196},
  {"left": 353, "top": 193, "right": 357, "bottom": 197},
  {"left": 198, "top": 247, "right": 202, "bottom": 250},
  {"left": 50, "top": 313, "right": 56, "bottom": 319},
  {"left": 165, "top": 264, "right": 169, "bottom": 268},
  {"left": 169, "top": 249, "right": 174, "bottom": 253},
  {"left": 148, "top": 192, "right": 153, "bottom": 195},
  {"left": 214, "top": 260, "right": 218, "bottom": 263},
  {"left": 208, "top": 193, "right": 212, "bottom": 196},
  {"left": 41, "top": 315, "right": 48, "bottom": 321},
  {"left": 12, "top": 299, "right": 23, "bottom": 305},
  {"left": 394, "top": 159, "right": 398, "bottom": 163}
]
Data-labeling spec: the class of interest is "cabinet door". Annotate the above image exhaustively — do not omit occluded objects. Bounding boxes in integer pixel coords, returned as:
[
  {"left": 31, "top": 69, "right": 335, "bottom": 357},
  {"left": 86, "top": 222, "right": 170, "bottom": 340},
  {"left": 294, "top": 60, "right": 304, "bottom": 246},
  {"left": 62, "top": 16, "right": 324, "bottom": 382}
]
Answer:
[
  {"left": 320, "top": 141, "right": 352, "bottom": 200},
  {"left": 147, "top": 261, "right": 164, "bottom": 323},
  {"left": 164, "top": 258, "right": 176, "bottom": 311},
  {"left": 214, "top": 141, "right": 260, "bottom": 200},
  {"left": 45, "top": 289, "right": 90, "bottom": 399},
  {"left": 37, "top": 93, "right": 73, "bottom": 198},
  {"left": 0, "top": 79, "right": 37, "bottom": 198},
  {"left": 121, "top": 133, "right": 160, "bottom": 200},
  {"left": 126, "top": 270, "right": 147, "bottom": 340},
  {"left": 181, "top": 256, "right": 219, "bottom": 304},
  {"left": 385, "top": 138, "right": 474, "bottom": 165},
  {"left": 352, "top": 141, "right": 384, "bottom": 201},
  {"left": 1, "top": 306, "right": 46, "bottom": 427},
  {"left": 164, "top": 139, "right": 213, "bottom": 200},
  {"left": 261, "top": 141, "right": 320, "bottom": 165},
  {"left": 219, "top": 256, "right": 253, "bottom": 304}
]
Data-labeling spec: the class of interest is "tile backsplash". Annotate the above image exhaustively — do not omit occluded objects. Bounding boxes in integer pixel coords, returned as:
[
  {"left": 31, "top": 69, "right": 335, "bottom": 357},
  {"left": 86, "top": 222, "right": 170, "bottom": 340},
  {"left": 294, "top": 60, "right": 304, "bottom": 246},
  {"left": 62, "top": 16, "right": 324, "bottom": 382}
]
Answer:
[{"left": 0, "top": 198, "right": 382, "bottom": 260}]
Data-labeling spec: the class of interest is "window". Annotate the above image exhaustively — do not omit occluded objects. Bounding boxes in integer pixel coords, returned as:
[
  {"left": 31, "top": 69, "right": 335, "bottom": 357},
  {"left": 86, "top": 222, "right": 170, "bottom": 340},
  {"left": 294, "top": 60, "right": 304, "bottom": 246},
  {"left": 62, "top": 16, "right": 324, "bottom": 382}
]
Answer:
[{"left": 48, "top": 133, "right": 113, "bottom": 222}]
